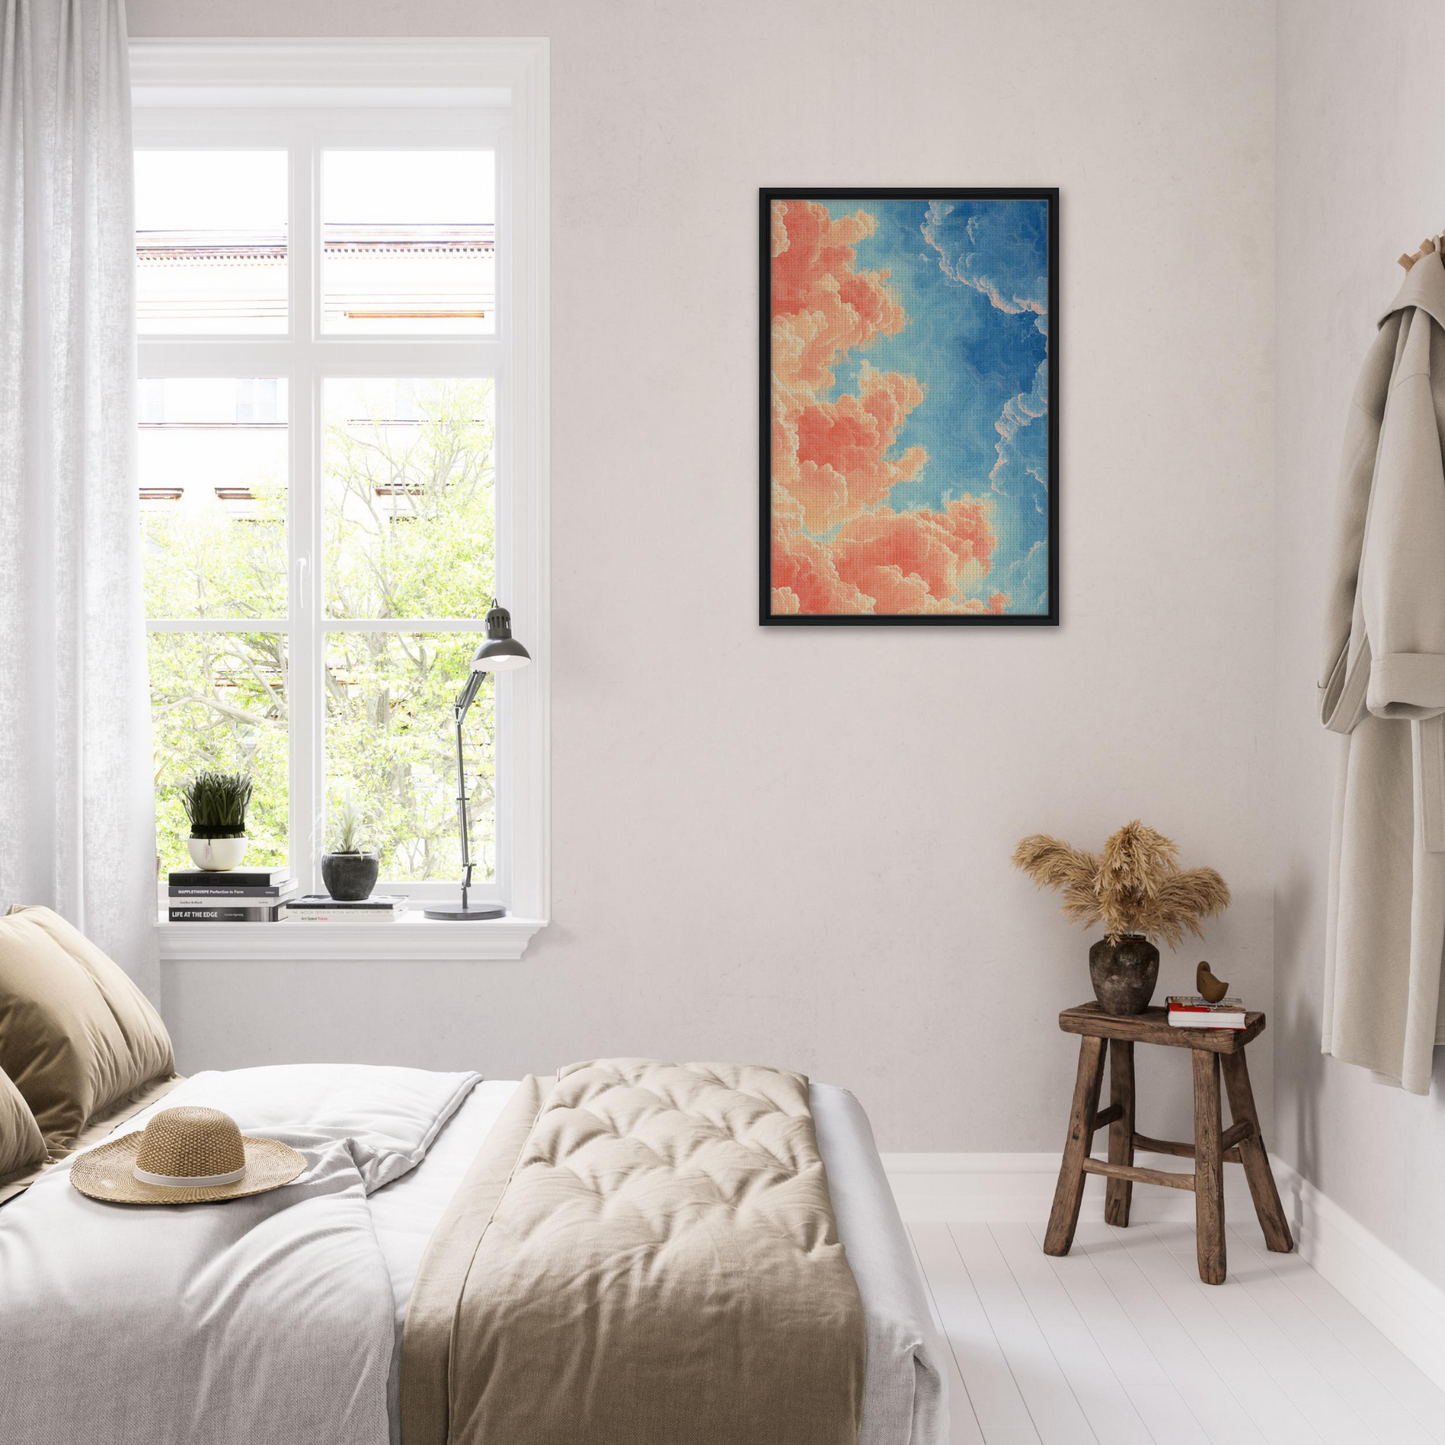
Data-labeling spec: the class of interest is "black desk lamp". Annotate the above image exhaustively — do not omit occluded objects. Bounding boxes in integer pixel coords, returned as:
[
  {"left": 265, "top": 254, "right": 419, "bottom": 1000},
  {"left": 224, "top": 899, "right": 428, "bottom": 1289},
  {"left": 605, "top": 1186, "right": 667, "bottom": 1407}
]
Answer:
[{"left": 424, "top": 600, "right": 530, "bottom": 920}]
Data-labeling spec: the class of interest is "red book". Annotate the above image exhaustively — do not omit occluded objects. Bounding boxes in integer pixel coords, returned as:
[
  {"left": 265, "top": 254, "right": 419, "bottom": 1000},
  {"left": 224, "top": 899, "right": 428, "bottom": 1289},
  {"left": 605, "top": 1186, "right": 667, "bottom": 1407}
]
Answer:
[{"left": 1166, "top": 994, "right": 1246, "bottom": 1029}]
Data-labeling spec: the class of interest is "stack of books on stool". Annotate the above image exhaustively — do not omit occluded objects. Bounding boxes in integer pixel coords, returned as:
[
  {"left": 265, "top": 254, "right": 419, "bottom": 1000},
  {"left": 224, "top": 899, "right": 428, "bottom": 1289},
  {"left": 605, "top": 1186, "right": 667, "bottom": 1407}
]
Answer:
[
  {"left": 167, "top": 867, "right": 296, "bottom": 922},
  {"left": 284, "top": 895, "right": 409, "bottom": 924},
  {"left": 1166, "top": 994, "right": 1247, "bottom": 1030}
]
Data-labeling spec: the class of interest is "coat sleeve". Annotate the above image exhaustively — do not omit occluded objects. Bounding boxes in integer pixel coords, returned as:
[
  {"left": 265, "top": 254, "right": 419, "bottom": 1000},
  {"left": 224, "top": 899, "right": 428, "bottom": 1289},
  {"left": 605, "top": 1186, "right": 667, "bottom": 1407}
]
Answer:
[
  {"left": 1362, "top": 310, "right": 1445, "bottom": 721},
  {"left": 1319, "top": 318, "right": 1397, "bottom": 732}
]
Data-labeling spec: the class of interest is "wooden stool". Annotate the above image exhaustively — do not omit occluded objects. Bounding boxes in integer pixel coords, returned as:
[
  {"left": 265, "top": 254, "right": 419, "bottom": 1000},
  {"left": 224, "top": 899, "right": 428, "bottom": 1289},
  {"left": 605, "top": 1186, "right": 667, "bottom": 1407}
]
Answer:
[{"left": 1043, "top": 1002, "right": 1292, "bottom": 1284}]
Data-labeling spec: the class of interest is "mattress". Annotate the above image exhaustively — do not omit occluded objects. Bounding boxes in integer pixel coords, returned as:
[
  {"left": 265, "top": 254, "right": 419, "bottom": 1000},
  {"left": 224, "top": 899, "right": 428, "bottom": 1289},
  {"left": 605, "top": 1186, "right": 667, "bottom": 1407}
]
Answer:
[{"left": 368, "top": 1079, "right": 947, "bottom": 1445}]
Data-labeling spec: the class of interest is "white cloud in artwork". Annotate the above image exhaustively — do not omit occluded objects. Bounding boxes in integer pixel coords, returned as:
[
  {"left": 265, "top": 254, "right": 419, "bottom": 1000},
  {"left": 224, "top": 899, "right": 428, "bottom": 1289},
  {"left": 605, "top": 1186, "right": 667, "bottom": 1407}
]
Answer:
[
  {"left": 1001, "top": 540, "right": 1050, "bottom": 615},
  {"left": 921, "top": 200, "right": 1049, "bottom": 317},
  {"left": 989, "top": 351, "right": 1049, "bottom": 512}
]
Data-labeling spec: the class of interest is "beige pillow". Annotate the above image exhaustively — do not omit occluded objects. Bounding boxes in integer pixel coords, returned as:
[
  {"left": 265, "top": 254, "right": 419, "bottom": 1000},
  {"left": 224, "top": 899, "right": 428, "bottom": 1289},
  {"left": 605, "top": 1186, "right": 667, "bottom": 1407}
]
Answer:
[
  {"left": 0, "top": 1064, "right": 46, "bottom": 1183},
  {"left": 0, "top": 906, "right": 174, "bottom": 1146}
]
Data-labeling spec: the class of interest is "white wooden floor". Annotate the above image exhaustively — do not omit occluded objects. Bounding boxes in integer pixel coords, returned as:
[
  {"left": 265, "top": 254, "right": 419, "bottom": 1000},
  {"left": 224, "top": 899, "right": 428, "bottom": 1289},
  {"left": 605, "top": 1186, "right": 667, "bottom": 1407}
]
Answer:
[{"left": 908, "top": 1218, "right": 1445, "bottom": 1445}]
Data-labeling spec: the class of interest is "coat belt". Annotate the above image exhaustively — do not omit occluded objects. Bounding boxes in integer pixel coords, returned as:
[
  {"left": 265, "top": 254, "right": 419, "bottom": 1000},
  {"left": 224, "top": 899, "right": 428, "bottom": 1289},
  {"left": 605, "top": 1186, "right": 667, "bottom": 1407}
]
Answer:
[{"left": 1322, "top": 640, "right": 1445, "bottom": 853}]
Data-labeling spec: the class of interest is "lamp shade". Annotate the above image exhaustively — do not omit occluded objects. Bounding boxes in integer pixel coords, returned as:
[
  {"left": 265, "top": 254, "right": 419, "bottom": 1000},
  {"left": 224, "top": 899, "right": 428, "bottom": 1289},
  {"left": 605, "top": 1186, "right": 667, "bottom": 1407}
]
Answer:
[{"left": 471, "top": 601, "right": 531, "bottom": 673}]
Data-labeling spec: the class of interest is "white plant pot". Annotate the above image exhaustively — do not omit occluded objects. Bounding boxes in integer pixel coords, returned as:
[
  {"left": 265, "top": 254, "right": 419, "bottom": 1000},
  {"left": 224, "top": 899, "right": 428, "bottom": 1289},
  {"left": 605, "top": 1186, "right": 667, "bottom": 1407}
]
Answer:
[{"left": 187, "top": 836, "right": 249, "bottom": 871}]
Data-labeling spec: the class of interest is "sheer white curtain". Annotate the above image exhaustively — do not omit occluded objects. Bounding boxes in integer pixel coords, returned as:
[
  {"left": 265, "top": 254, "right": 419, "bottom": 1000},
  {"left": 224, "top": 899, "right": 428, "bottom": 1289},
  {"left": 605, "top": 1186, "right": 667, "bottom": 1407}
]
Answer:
[{"left": 0, "top": 0, "right": 156, "bottom": 994}]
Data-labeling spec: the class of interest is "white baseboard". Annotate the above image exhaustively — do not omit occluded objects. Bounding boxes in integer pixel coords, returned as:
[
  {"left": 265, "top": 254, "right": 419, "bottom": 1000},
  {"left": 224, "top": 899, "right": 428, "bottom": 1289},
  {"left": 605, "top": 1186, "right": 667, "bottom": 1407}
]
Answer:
[
  {"left": 1271, "top": 1157, "right": 1445, "bottom": 1394},
  {"left": 882, "top": 1150, "right": 1445, "bottom": 1397},
  {"left": 880, "top": 1150, "right": 1258, "bottom": 1224}
]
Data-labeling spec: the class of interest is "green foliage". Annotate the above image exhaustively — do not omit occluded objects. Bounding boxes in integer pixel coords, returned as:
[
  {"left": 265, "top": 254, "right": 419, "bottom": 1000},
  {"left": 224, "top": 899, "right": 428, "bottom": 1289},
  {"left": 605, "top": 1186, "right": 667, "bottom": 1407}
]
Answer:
[
  {"left": 324, "top": 379, "right": 496, "bottom": 620},
  {"left": 150, "top": 632, "right": 288, "bottom": 870},
  {"left": 181, "top": 771, "right": 253, "bottom": 838},
  {"left": 146, "top": 378, "right": 497, "bottom": 880},
  {"left": 142, "top": 464, "right": 286, "bottom": 620},
  {"left": 324, "top": 630, "right": 491, "bottom": 880}
]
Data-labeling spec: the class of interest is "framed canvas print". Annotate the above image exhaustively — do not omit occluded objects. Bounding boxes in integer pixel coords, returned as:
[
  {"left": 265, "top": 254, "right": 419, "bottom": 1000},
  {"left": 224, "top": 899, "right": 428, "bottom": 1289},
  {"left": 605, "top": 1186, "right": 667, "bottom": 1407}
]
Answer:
[{"left": 761, "top": 187, "right": 1058, "bottom": 625}]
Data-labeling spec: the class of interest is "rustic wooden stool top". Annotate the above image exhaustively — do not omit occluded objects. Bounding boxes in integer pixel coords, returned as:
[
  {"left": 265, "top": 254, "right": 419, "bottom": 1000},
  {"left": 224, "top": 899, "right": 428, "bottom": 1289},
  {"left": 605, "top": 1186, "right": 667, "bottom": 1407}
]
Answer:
[{"left": 1043, "top": 1002, "right": 1292, "bottom": 1284}]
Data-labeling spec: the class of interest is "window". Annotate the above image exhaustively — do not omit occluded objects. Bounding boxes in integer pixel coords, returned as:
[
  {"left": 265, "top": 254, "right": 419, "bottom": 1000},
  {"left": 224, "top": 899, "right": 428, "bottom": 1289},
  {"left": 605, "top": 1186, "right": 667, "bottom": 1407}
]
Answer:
[{"left": 132, "top": 41, "right": 550, "bottom": 955}]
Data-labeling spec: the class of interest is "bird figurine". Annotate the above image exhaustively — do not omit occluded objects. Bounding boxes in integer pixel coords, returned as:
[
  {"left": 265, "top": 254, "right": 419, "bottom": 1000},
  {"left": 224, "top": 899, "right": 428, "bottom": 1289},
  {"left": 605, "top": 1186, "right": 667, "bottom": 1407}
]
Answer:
[{"left": 1196, "top": 961, "right": 1229, "bottom": 1003}]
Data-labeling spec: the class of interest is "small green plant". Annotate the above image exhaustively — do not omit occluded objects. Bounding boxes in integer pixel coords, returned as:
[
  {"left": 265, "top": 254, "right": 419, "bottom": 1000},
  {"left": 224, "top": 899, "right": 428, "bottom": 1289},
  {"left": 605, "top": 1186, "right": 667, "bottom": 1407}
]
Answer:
[
  {"left": 182, "top": 771, "right": 253, "bottom": 839},
  {"left": 328, "top": 796, "right": 370, "bottom": 855}
]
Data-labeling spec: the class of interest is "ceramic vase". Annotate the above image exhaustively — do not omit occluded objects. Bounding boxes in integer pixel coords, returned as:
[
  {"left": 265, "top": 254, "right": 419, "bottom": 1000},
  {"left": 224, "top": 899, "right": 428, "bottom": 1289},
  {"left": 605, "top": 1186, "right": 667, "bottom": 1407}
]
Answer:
[
  {"left": 320, "top": 852, "right": 379, "bottom": 902},
  {"left": 1088, "top": 934, "right": 1160, "bottom": 1015}
]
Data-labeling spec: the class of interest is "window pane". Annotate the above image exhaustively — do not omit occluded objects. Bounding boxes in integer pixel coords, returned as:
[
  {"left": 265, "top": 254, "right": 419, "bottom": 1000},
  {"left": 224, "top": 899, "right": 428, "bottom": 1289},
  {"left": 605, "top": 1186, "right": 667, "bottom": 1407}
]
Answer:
[
  {"left": 323, "top": 379, "right": 494, "bottom": 619},
  {"left": 325, "top": 632, "right": 493, "bottom": 882},
  {"left": 149, "top": 632, "right": 289, "bottom": 874},
  {"left": 135, "top": 151, "right": 287, "bottom": 334},
  {"left": 322, "top": 151, "right": 495, "bottom": 334},
  {"left": 140, "top": 379, "right": 288, "bottom": 620}
]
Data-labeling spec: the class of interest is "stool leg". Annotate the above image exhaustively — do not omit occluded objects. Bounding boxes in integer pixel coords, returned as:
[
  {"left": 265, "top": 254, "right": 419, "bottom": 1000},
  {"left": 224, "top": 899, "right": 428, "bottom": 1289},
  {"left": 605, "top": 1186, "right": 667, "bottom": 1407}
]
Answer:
[
  {"left": 1192, "top": 1048, "right": 1227, "bottom": 1285},
  {"left": 1221, "top": 1050, "right": 1293, "bottom": 1253},
  {"left": 1045, "top": 1035, "right": 1106, "bottom": 1257},
  {"left": 1104, "top": 1039, "right": 1135, "bottom": 1227}
]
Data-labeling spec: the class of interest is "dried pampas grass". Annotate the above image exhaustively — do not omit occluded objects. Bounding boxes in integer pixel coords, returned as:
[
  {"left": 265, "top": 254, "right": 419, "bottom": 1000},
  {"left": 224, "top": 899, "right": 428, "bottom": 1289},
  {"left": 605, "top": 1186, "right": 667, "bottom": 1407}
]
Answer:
[
  {"left": 1010, "top": 835, "right": 1102, "bottom": 926},
  {"left": 1011, "top": 820, "right": 1230, "bottom": 946}
]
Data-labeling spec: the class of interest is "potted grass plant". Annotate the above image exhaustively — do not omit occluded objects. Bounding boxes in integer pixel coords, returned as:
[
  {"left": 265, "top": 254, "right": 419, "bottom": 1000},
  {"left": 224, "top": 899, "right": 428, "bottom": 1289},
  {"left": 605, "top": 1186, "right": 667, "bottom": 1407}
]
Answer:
[
  {"left": 320, "top": 797, "right": 380, "bottom": 902},
  {"left": 182, "top": 771, "right": 253, "bottom": 872},
  {"left": 1012, "top": 820, "right": 1231, "bottom": 1015}
]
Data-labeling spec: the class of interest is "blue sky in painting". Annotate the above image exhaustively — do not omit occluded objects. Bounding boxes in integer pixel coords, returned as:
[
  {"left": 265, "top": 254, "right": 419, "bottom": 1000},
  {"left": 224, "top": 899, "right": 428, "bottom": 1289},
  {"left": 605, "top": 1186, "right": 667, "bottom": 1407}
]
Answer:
[{"left": 819, "top": 197, "right": 1050, "bottom": 613}]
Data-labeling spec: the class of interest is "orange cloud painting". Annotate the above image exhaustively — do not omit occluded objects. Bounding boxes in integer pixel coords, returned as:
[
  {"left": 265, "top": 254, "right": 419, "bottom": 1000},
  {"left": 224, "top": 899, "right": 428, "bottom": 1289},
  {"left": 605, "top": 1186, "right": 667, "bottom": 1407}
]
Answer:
[{"left": 762, "top": 190, "right": 1056, "bottom": 623}]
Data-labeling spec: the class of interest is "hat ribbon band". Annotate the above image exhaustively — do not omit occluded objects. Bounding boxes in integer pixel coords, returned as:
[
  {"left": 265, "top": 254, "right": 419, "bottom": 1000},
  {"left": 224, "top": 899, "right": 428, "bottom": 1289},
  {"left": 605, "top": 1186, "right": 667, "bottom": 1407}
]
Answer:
[{"left": 133, "top": 1163, "right": 246, "bottom": 1188}]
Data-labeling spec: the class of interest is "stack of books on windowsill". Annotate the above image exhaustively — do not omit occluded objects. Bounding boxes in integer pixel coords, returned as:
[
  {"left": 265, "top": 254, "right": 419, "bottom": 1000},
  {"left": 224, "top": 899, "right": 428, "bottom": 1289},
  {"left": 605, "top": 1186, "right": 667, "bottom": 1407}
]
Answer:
[
  {"left": 283, "top": 895, "right": 409, "bottom": 924},
  {"left": 167, "top": 867, "right": 296, "bottom": 922},
  {"left": 1165, "top": 995, "right": 1248, "bottom": 1030}
]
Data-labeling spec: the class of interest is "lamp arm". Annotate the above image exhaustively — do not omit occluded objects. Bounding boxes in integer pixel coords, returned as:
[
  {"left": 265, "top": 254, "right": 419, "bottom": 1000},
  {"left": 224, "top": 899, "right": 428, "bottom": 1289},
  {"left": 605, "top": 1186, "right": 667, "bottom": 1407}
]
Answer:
[
  {"left": 452, "top": 669, "right": 489, "bottom": 911},
  {"left": 455, "top": 667, "right": 485, "bottom": 718}
]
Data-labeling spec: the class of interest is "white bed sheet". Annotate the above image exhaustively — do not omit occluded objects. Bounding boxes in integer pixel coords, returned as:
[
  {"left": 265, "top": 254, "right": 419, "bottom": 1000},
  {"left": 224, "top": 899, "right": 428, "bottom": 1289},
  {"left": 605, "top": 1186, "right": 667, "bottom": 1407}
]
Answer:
[
  {"left": 367, "top": 1079, "right": 947, "bottom": 1445},
  {"left": 1, "top": 1064, "right": 481, "bottom": 1445}
]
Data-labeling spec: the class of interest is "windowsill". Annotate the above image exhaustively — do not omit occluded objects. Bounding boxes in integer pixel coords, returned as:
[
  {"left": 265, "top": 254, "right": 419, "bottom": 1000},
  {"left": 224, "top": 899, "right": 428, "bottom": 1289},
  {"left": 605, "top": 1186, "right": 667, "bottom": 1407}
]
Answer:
[{"left": 156, "top": 911, "right": 546, "bottom": 961}]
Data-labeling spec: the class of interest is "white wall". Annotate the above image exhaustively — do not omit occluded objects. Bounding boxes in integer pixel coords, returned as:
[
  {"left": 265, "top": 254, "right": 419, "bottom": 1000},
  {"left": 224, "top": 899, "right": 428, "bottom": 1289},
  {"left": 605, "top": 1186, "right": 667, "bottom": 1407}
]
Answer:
[
  {"left": 134, "top": 0, "right": 1277, "bottom": 1152},
  {"left": 1275, "top": 0, "right": 1445, "bottom": 1292}
]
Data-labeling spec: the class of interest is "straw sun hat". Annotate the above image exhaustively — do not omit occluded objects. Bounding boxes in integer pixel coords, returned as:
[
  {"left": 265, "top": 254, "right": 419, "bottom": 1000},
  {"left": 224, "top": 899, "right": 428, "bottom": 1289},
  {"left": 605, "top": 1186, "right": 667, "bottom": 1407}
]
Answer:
[{"left": 70, "top": 1105, "right": 306, "bottom": 1205}]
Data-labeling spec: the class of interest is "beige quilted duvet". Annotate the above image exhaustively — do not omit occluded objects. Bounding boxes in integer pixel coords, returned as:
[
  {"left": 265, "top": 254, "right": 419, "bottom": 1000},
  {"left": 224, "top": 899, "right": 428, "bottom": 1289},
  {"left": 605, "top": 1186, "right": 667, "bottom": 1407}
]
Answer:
[{"left": 401, "top": 1059, "right": 867, "bottom": 1445}]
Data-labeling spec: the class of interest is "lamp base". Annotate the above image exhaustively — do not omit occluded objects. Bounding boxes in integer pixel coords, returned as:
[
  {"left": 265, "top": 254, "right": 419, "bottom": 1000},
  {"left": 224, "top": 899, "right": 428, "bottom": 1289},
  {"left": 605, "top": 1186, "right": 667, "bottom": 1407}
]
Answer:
[{"left": 423, "top": 902, "right": 507, "bottom": 921}]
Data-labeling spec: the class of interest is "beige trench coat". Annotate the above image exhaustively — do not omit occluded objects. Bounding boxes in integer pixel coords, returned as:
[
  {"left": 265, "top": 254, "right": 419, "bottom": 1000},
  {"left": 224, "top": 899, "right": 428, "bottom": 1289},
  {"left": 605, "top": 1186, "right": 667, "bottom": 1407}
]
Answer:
[{"left": 1321, "top": 251, "right": 1445, "bottom": 1093}]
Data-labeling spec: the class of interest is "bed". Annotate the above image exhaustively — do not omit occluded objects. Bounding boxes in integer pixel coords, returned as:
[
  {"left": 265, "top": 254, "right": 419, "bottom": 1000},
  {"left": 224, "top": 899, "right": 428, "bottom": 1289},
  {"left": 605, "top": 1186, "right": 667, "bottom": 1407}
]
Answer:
[{"left": 0, "top": 1062, "right": 947, "bottom": 1445}]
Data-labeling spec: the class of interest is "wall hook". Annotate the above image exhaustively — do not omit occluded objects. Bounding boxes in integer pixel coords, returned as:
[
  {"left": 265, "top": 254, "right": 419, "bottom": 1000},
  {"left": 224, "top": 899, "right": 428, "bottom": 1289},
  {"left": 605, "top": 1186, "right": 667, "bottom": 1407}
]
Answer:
[{"left": 1398, "top": 235, "right": 1440, "bottom": 272}]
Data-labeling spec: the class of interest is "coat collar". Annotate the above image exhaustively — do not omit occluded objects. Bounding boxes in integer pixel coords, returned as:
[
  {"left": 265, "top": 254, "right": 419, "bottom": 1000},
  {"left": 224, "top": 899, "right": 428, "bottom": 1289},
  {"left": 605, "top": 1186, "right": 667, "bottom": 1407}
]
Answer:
[{"left": 1381, "top": 248, "right": 1445, "bottom": 332}]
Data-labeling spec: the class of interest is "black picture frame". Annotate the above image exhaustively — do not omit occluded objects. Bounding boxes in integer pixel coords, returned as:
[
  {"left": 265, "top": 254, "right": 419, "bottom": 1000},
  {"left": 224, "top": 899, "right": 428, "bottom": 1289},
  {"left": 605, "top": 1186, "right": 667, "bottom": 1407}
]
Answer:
[{"left": 760, "top": 187, "right": 1059, "bottom": 626}]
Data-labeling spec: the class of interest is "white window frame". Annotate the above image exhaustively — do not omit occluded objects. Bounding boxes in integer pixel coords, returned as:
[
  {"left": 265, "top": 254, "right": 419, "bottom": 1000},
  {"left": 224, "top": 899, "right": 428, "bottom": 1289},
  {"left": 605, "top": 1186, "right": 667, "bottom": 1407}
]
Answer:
[{"left": 133, "top": 40, "right": 549, "bottom": 961}]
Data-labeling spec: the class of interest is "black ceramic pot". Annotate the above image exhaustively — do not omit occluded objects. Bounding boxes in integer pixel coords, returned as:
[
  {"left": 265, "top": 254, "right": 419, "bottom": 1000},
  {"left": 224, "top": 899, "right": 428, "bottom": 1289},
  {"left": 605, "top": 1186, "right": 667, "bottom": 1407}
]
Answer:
[
  {"left": 1088, "top": 934, "right": 1160, "bottom": 1015},
  {"left": 320, "top": 851, "right": 379, "bottom": 902}
]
